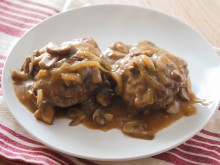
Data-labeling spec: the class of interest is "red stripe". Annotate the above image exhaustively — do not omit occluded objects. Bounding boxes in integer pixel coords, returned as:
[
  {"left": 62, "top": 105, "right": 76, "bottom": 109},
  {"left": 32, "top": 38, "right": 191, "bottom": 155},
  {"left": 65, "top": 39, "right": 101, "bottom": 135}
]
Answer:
[
  {"left": 171, "top": 148, "right": 220, "bottom": 164},
  {"left": 0, "top": 55, "right": 6, "bottom": 59},
  {"left": 0, "top": 132, "right": 46, "bottom": 151},
  {"left": 0, "top": 132, "right": 76, "bottom": 165},
  {"left": 0, "top": 63, "right": 4, "bottom": 67},
  {"left": 0, "top": 4, "right": 46, "bottom": 20},
  {"left": 0, "top": 90, "right": 2, "bottom": 96},
  {"left": 0, "top": 23, "right": 24, "bottom": 37},
  {"left": 154, "top": 152, "right": 197, "bottom": 165},
  {"left": 193, "top": 135, "right": 220, "bottom": 145},
  {"left": 179, "top": 144, "right": 220, "bottom": 160},
  {"left": 21, "top": 0, "right": 60, "bottom": 13},
  {"left": 76, "top": 157, "right": 99, "bottom": 165},
  {"left": 0, "top": 73, "right": 2, "bottom": 79},
  {"left": 2, "top": 0, "right": 54, "bottom": 17},
  {"left": 0, "top": 17, "right": 32, "bottom": 29},
  {"left": 0, "top": 154, "right": 32, "bottom": 165},
  {"left": 0, "top": 147, "right": 56, "bottom": 165},
  {"left": 0, "top": 124, "right": 43, "bottom": 146},
  {"left": 0, "top": 10, "right": 39, "bottom": 24},
  {"left": 0, "top": 140, "right": 67, "bottom": 165},
  {"left": 186, "top": 139, "right": 220, "bottom": 154},
  {"left": 201, "top": 130, "right": 220, "bottom": 138},
  {"left": 0, "top": 141, "right": 64, "bottom": 165},
  {"left": 0, "top": 124, "right": 90, "bottom": 165}
]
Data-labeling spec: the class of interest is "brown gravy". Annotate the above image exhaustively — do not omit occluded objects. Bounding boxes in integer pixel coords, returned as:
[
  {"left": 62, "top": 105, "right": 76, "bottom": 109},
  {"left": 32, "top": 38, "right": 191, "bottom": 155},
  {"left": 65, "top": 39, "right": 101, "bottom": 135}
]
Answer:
[
  {"left": 82, "top": 99, "right": 196, "bottom": 136},
  {"left": 14, "top": 80, "right": 197, "bottom": 140}
]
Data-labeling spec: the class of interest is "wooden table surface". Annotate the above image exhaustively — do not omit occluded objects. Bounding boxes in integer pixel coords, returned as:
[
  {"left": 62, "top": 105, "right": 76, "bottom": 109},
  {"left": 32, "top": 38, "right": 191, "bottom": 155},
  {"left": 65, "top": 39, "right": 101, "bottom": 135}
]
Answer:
[
  {"left": 84, "top": 0, "right": 220, "bottom": 48},
  {"left": 1, "top": 0, "right": 219, "bottom": 164}
]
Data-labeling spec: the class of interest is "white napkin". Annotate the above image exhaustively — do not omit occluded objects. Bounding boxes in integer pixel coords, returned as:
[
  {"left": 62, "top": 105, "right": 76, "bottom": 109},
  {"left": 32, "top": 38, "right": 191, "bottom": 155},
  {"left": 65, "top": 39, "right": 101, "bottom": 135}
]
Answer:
[{"left": 62, "top": 0, "right": 87, "bottom": 11}]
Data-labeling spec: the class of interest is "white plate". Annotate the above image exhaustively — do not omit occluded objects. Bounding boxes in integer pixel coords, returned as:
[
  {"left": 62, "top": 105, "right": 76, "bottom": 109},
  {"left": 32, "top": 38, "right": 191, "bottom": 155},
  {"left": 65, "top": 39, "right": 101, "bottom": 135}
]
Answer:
[{"left": 2, "top": 5, "right": 220, "bottom": 161}]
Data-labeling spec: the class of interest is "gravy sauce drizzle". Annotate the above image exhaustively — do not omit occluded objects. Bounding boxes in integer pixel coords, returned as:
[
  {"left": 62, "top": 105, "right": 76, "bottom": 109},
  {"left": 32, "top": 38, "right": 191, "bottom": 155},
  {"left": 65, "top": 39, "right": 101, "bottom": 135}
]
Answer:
[{"left": 14, "top": 80, "right": 198, "bottom": 140}]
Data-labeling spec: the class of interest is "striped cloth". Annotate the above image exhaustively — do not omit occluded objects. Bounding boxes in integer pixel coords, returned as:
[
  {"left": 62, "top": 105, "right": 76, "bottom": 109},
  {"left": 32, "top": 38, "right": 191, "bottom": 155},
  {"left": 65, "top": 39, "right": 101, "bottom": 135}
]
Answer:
[{"left": 0, "top": 0, "right": 220, "bottom": 164}]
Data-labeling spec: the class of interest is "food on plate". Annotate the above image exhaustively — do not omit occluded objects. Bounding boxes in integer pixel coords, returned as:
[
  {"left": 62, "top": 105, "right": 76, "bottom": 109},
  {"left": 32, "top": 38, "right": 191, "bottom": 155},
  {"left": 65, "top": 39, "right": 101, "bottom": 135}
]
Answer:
[
  {"left": 12, "top": 38, "right": 198, "bottom": 140},
  {"left": 12, "top": 38, "right": 111, "bottom": 124},
  {"left": 102, "top": 41, "right": 192, "bottom": 112}
]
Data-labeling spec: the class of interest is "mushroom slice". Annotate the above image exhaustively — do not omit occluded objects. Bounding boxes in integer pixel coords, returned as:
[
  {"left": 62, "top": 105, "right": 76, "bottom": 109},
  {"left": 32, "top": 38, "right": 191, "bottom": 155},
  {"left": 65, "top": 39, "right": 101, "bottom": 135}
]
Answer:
[
  {"left": 143, "top": 88, "right": 154, "bottom": 105},
  {"left": 78, "top": 67, "right": 90, "bottom": 81},
  {"left": 92, "top": 109, "right": 113, "bottom": 126},
  {"left": 122, "top": 120, "right": 154, "bottom": 139},
  {"left": 27, "top": 90, "right": 37, "bottom": 108},
  {"left": 171, "top": 70, "right": 183, "bottom": 82},
  {"left": 67, "top": 107, "right": 87, "bottom": 126},
  {"left": 34, "top": 70, "right": 50, "bottom": 80},
  {"left": 122, "top": 121, "right": 145, "bottom": 134},
  {"left": 38, "top": 54, "right": 59, "bottom": 69},
  {"left": 21, "top": 56, "right": 31, "bottom": 73},
  {"left": 69, "top": 115, "right": 87, "bottom": 126},
  {"left": 166, "top": 101, "right": 179, "bottom": 114},
  {"left": 37, "top": 89, "right": 44, "bottom": 105},
  {"left": 40, "top": 103, "right": 55, "bottom": 125},
  {"left": 28, "top": 55, "right": 35, "bottom": 74},
  {"left": 46, "top": 42, "right": 75, "bottom": 55},
  {"left": 80, "top": 37, "right": 99, "bottom": 48},
  {"left": 141, "top": 56, "right": 156, "bottom": 71},
  {"left": 179, "top": 87, "right": 190, "bottom": 101},
  {"left": 11, "top": 71, "right": 28, "bottom": 81},
  {"left": 111, "top": 42, "right": 130, "bottom": 53},
  {"left": 34, "top": 109, "right": 42, "bottom": 120},
  {"left": 133, "top": 50, "right": 154, "bottom": 57},
  {"left": 107, "top": 50, "right": 127, "bottom": 59},
  {"left": 91, "top": 67, "right": 102, "bottom": 84},
  {"left": 96, "top": 88, "right": 113, "bottom": 107},
  {"left": 34, "top": 102, "right": 55, "bottom": 125}
]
